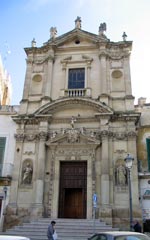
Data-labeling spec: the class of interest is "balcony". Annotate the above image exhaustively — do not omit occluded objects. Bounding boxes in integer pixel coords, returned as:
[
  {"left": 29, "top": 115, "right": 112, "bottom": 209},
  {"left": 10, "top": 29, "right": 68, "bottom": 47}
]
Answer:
[
  {"left": 0, "top": 163, "right": 14, "bottom": 178},
  {"left": 60, "top": 88, "right": 91, "bottom": 98}
]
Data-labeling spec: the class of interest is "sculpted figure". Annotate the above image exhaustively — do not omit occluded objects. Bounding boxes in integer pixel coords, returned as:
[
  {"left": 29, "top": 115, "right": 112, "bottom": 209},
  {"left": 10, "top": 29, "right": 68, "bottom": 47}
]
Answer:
[
  {"left": 75, "top": 16, "right": 81, "bottom": 29},
  {"left": 99, "top": 22, "right": 106, "bottom": 35},
  {"left": 70, "top": 116, "right": 76, "bottom": 129},
  {"left": 22, "top": 162, "right": 33, "bottom": 184},
  {"left": 50, "top": 27, "right": 57, "bottom": 39},
  {"left": 116, "top": 164, "right": 127, "bottom": 185}
]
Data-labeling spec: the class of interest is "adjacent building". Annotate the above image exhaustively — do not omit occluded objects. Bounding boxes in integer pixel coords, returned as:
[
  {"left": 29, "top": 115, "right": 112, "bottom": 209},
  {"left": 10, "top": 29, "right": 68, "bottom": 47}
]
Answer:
[
  {"left": 135, "top": 98, "right": 150, "bottom": 231},
  {"left": 0, "top": 55, "right": 12, "bottom": 105},
  {"left": 0, "top": 54, "right": 19, "bottom": 229}
]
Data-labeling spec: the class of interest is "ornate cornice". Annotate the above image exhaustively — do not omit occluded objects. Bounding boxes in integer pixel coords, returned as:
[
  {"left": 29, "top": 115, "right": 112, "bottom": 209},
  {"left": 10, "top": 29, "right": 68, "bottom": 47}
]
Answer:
[
  {"left": 15, "top": 131, "right": 48, "bottom": 142},
  {"left": 99, "top": 49, "right": 131, "bottom": 60},
  {"left": 14, "top": 128, "right": 137, "bottom": 143},
  {"left": 12, "top": 114, "right": 52, "bottom": 124}
]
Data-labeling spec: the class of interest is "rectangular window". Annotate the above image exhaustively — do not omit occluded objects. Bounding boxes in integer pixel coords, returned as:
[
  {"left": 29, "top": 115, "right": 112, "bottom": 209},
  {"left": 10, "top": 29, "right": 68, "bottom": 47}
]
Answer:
[
  {"left": 0, "top": 137, "right": 6, "bottom": 175},
  {"left": 146, "top": 138, "right": 150, "bottom": 171},
  {"left": 68, "top": 68, "right": 85, "bottom": 89}
]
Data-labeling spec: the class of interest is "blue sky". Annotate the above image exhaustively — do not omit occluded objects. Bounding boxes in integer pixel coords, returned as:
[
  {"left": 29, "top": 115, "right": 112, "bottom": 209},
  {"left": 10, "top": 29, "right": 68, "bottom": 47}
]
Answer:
[{"left": 0, "top": 0, "right": 150, "bottom": 105}]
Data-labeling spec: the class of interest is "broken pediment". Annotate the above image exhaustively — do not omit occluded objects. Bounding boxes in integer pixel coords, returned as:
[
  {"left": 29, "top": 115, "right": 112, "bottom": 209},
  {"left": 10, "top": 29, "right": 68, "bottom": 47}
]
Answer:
[{"left": 46, "top": 127, "right": 101, "bottom": 146}]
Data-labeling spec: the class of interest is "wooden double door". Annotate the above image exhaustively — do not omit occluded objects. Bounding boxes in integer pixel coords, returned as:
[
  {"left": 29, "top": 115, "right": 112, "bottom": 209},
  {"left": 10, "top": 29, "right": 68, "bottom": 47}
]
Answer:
[{"left": 58, "top": 161, "right": 87, "bottom": 219}]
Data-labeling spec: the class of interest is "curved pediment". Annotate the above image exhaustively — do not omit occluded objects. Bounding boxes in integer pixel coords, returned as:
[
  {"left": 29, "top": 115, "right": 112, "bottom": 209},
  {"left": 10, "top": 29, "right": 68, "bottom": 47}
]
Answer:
[{"left": 34, "top": 98, "right": 113, "bottom": 116}]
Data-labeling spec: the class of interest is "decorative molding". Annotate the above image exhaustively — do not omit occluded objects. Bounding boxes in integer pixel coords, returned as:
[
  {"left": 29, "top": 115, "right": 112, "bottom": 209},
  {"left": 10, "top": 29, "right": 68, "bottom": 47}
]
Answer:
[
  {"left": 15, "top": 133, "right": 25, "bottom": 142},
  {"left": 14, "top": 129, "right": 137, "bottom": 143}
]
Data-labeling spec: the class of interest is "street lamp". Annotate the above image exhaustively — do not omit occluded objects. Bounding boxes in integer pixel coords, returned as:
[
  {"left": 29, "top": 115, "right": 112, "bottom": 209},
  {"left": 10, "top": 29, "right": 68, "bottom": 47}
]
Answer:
[
  {"left": 124, "top": 153, "right": 134, "bottom": 231},
  {"left": 3, "top": 186, "right": 7, "bottom": 200}
]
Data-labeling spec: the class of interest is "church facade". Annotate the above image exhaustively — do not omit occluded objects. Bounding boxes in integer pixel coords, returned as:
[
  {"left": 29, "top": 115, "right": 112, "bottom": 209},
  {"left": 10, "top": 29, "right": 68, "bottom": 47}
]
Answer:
[{"left": 7, "top": 18, "right": 141, "bottom": 228}]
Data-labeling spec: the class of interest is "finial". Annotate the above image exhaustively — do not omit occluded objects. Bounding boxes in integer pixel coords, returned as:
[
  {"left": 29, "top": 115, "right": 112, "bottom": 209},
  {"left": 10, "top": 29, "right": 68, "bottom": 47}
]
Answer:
[
  {"left": 50, "top": 27, "right": 57, "bottom": 39},
  {"left": 99, "top": 22, "right": 106, "bottom": 36},
  {"left": 122, "top": 32, "right": 127, "bottom": 41},
  {"left": 75, "top": 16, "right": 81, "bottom": 29},
  {"left": 31, "top": 38, "right": 36, "bottom": 47}
]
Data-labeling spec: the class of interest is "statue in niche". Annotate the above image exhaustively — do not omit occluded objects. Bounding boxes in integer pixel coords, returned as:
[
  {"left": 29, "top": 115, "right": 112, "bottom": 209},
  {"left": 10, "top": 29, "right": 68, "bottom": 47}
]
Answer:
[
  {"left": 22, "top": 162, "right": 33, "bottom": 184},
  {"left": 116, "top": 164, "right": 127, "bottom": 186}
]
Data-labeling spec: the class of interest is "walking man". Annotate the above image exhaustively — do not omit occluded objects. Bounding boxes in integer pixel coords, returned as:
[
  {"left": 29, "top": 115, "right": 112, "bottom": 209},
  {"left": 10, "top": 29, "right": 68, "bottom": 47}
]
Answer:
[{"left": 47, "top": 220, "right": 56, "bottom": 240}]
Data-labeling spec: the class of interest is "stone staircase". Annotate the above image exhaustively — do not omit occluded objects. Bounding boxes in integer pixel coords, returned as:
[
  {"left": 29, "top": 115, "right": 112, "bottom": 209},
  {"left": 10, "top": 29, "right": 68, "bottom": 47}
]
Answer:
[{"left": 1, "top": 218, "right": 119, "bottom": 240}]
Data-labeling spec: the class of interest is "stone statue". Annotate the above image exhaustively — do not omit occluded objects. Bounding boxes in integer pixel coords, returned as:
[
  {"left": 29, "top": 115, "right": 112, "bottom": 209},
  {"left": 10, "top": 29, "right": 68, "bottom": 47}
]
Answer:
[
  {"left": 116, "top": 164, "right": 127, "bottom": 185},
  {"left": 75, "top": 16, "right": 81, "bottom": 29},
  {"left": 70, "top": 116, "right": 76, "bottom": 129},
  {"left": 99, "top": 22, "right": 106, "bottom": 35},
  {"left": 122, "top": 32, "right": 127, "bottom": 41},
  {"left": 31, "top": 38, "right": 36, "bottom": 47},
  {"left": 50, "top": 27, "right": 57, "bottom": 39},
  {"left": 22, "top": 162, "right": 33, "bottom": 184}
]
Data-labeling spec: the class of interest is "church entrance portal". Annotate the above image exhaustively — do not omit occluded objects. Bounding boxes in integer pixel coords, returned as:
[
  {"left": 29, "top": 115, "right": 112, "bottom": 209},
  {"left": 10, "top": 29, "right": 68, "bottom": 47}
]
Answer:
[{"left": 58, "top": 161, "right": 87, "bottom": 218}]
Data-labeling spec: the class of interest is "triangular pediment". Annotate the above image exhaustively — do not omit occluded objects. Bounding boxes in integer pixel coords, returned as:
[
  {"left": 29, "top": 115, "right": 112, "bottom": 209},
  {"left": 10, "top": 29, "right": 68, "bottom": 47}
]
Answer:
[
  {"left": 25, "top": 27, "right": 109, "bottom": 55},
  {"left": 44, "top": 28, "right": 109, "bottom": 47},
  {"left": 46, "top": 127, "right": 100, "bottom": 146}
]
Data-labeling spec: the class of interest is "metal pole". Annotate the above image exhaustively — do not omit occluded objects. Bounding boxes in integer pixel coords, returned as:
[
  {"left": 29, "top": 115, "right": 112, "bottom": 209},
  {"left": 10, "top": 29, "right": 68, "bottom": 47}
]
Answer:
[
  {"left": 93, "top": 207, "right": 96, "bottom": 234},
  {"left": 128, "top": 168, "right": 133, "bottom": 231}
]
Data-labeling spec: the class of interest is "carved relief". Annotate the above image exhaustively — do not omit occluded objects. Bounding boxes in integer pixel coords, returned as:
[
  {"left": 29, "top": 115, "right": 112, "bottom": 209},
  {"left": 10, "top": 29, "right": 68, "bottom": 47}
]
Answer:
[
  {"left": 24, "top": 134, "right": 37, "bottom": 141},
  {"left": 23, "top": 142, "right": 35, "bottom": 155},
  {"left": 38, "top": 131, "right": 48, "bottom": 141},
  {"left": 67, "top": 129, "right": 80, "bottom": 143},
  {"left": 15, "top": 133, "right": 25, "bottom": 142}
]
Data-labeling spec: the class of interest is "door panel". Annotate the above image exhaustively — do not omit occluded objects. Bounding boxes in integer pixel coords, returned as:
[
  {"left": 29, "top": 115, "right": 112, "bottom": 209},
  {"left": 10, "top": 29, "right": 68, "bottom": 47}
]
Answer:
[
  {"left": 58, "top": 161, "right": 87, "bottom": 219},
  {"left": 64, "top": 188, "right": 83, "bottom": 218}
]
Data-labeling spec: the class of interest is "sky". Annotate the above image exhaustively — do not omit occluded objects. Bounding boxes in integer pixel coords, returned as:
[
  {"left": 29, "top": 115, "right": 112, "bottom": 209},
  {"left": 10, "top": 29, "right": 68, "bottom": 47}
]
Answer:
[{"left": 0, "top": 0, "right": 150, "bottom": 105}]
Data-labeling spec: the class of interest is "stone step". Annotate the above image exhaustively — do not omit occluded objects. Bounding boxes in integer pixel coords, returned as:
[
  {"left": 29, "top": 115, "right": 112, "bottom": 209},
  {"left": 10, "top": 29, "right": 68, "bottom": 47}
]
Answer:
[{"left": 2, "top": 218, "right": 119, "bottom": 240}]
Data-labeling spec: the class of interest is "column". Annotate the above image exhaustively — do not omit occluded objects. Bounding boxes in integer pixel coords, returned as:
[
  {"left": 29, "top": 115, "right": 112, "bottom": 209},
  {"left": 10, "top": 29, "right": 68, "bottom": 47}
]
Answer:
[
  {"left": 100, "top": 130, "right": 109, "bottom": 205},
  {"left": 34, "top": 131, "right": 47, "bottom": 205},
  {"left": 19, "top": 60, "right": 33, "bottom": 114},
  {"left": 127, "top": 130, "right": 139, "bottom": 206},
  {"left": 22, "top": 59, "right": 33, "bottom": 100},
  {"left": 9, "top": 134, "right": 24, "bottom": 210},
  {"left": 124, "top": 56, "right": 132, "bottom": 95},
  {"left": 44, "top": 58, "right": 54, "bottom": 100},
  {"left": 99, "top": 51, "right": 107, "bottom": 94}
]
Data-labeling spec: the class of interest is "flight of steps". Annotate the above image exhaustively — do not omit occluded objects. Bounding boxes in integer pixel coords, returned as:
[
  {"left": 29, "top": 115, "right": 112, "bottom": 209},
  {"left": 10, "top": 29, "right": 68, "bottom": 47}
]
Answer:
[{"left": 1, "top": 218, "right": 119, "bottom": 240}]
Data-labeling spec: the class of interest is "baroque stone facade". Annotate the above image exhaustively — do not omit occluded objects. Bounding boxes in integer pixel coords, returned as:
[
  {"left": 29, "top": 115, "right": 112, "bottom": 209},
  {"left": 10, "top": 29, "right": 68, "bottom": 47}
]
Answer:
[{"left": 7, "top": 18, "right": 141, "bottom": 229}]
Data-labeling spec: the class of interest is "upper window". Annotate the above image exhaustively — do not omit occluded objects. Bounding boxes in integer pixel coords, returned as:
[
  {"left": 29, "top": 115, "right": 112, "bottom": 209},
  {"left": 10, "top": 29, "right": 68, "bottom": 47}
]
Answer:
[{"left": 68, "top": 68, "right": 85, "bottom": 89}]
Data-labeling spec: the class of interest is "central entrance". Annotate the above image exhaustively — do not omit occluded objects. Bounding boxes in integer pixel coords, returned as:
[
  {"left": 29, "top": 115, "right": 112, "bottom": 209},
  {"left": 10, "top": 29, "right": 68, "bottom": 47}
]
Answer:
[{"left": 58, "top": 161, "right": 87, "bottom": 218}]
